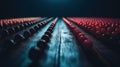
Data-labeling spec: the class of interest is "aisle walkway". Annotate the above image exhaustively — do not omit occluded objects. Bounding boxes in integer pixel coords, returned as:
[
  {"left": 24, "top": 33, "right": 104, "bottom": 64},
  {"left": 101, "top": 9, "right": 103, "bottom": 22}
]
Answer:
[{"left": 39, "top": 19, "right": 91, "bottom": 67}]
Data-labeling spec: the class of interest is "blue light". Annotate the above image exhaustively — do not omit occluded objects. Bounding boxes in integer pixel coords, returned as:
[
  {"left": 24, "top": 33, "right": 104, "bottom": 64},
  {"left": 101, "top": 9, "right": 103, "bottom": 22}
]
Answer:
[
  {"left": 37, "top": 0, "right": 74, "bottom": 11},
  {"left": 44, "top": 0, "right": 72, "bottom": 4}
]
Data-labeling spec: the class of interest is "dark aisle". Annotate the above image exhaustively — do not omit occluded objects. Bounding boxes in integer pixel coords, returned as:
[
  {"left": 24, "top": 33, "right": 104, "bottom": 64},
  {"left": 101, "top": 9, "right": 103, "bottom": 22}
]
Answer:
[{"left": 39, "top": 19, "right": 91, "bottom": 67}]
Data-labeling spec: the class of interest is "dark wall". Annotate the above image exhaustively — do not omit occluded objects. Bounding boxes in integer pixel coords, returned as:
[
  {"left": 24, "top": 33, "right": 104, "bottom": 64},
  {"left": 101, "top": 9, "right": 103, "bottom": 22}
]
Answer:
[{"left": 0, "top": 0, "right": 120, "bottom": 19}]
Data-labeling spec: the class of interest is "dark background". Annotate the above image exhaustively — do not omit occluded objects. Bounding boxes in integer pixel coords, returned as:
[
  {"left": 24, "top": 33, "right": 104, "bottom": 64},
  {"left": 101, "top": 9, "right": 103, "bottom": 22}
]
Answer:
[{"left": 0, "top": 0, "right": 120, "bottom": 19}]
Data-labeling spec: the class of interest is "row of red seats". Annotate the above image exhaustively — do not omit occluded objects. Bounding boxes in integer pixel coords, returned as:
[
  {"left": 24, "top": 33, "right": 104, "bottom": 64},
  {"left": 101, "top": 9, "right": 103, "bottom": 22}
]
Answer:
[
  {"left": 3, "top": 18, "right": 52, "bottom": 50},
  {"left": 63, "top": 18, "right": 111, "bottom": 67},
  {"left": 0, "top": 18, "right": 50, "bottom": 39},
  {"left": 0, "top": 17, "right": 43, "bottom": 30},
  {"left": 29, "top": 18, "right": 58, "bottom": 61},
  {"left": 68, "top": 18, "right": 120, "bottom": 45},
  {"left": 63, "top": 18, "right": 93, "bottom": 49}
]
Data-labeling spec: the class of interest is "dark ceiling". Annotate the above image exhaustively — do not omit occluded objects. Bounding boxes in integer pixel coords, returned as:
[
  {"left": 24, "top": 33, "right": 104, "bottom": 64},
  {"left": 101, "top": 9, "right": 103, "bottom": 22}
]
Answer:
[{"left": 0, "top": 0, "right": 120, "bottom": 18}]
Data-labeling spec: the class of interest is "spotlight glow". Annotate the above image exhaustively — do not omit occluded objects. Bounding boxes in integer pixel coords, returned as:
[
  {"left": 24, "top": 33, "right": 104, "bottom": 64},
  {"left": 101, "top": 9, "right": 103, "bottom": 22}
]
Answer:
[{"left": 44, "top": 0, "right": 72, "bottom": 4}]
